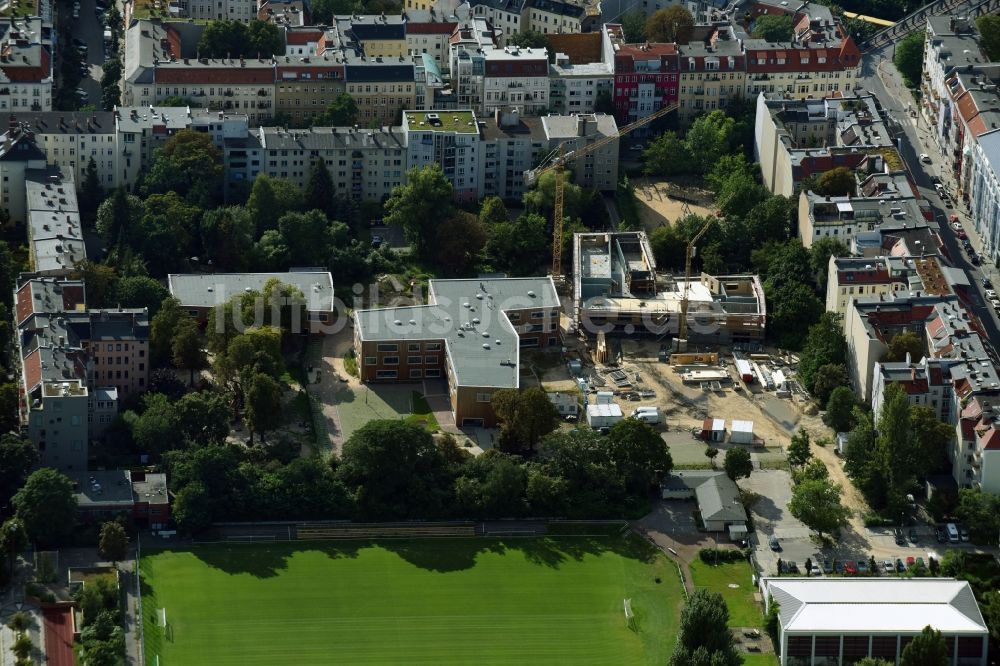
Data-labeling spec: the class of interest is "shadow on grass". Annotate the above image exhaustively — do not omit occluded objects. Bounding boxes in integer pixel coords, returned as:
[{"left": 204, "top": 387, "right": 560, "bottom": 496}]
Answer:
[{"left": 152, "top": 534, "right": 661, "bottom": 579}]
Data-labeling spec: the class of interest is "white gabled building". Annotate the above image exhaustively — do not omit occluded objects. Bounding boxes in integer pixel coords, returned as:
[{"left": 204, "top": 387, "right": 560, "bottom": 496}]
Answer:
[{"left": 761, "top": 577, "right": 989, "bottom": 666}]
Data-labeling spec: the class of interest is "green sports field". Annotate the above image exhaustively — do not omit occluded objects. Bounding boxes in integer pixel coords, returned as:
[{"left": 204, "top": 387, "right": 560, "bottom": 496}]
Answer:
[{"left": 140, "top": 536, "right": 683, "bottom": 666}]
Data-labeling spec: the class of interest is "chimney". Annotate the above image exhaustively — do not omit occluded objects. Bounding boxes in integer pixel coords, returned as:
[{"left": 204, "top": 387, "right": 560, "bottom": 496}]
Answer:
[{"left": 577, "top": 115, "right": 588, "bottom": 137}]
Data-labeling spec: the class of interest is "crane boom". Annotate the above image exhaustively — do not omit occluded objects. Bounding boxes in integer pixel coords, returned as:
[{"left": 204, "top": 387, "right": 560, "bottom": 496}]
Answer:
[
  {"left": 525, "top": 103, "right": 679, "bottom": 276},
  {"left": 678, "top": 216, "right": 716, "bottom": 343}
]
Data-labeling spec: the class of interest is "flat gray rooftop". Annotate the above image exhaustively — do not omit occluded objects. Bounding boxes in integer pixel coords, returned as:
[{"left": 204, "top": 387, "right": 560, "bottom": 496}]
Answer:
[
  {"left": 168, "top": 272, "right": 335, "bottom": 312},
  {"left": 355, "top": 277, "right": 559, "bottom": 389}
]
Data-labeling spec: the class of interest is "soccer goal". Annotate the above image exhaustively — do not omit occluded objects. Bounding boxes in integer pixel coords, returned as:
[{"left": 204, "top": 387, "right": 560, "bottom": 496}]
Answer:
[
  {"left": 623, "top": 598, "right": 636, "bottom": 631},
  {"left": 158, "top": 608, "right": 167, "bottom": 628}
]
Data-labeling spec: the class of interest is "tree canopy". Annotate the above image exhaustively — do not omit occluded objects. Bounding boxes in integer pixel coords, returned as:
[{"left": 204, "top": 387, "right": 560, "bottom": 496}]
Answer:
[
  {"left": 752, "top": 14, "right": 793, "bottom": 41},
  {"left": 670, "top": 589, "right": 741, "bottom": 666},
  {"left": 13, "top": 469, "right": 77, "bottom": 544},
  {"left": 789, "top": 478, "right": 851, "bottom": 538},
  {"left": 197, "top": 20, "right": 283, "bottom": 59},
  {"left": 893, "top": 32, "right": 925, "bottom": 87},
  {"left": 646, "top": 6, "right": 694, "bottom": 43},
  {"left": 977, "top": 15, "right": 1000, "bottom": 61},
  {"left": 384, "top": 164, "right": 453, "bottom": 260}
]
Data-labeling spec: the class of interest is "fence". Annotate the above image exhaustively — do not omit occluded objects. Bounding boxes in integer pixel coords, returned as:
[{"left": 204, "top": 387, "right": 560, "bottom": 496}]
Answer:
[{"left": 135, "top": 533, "right": 145, "bottom": 666}]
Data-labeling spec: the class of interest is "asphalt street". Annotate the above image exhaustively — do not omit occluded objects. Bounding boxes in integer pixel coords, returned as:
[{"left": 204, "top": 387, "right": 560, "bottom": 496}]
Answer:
[
  {"left": 57, "top": 0, "right": 105, "bottom": 106},
  {"left": 860, "top": 47, "right": 1000, "bottom": 354}
]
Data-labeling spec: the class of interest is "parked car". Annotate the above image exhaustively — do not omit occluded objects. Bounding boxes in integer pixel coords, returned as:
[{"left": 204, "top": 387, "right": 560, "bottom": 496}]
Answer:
[
  {"left": 894, "top": 528, "right": 906, "bottom": 545},
  {"left": 895, "top": 558, "right": 906, "bottom": 572},
  {"left": 972, "top": 255, "right": 981, "bottom": 266},
  {"left": 932, "top": 175, "right": 942, "bottom": 184},
  {"left": 370, "top": 235, "right": 383, "bottom": 248},
  {"left": 809, "top": 564, "right": 822, "bottom": 576},
  {"left": 787, "top": 561, "right": 800, "bottom": 574},
  {"left": 75, "top": 88, "right": 88, "bottom": 101},
  {"left": 960, "top": 526, "right": 970, "bottom": 542},
  {"left": 916, "top": 557, "right": 925, "bottom": 569},
  {"left": 777, "top": 560, "right": 788, "bottom": 574},
  {"left": 822, "top": 559, "right": 833, "bottom": 574},
  {"left": 71, "top": 37, "right": 87, "bottom": 49},
  {"left": 920, "top": 153, "right": 932, "bottom": 163},
  {"left": 834, "top": 560, "right": 844, "bottom": 574},
  {"left": 986, "top": 290, "right": 997, "bottom": 299},
  {"left": 991, "top": 299, "right": 1000, "bottom": 310},
  {"left": 844, "top": 561, "right": 857, "bottom": 575},
  {"left": 856, "top": 560, "right": 868, "bottom": 574},
  {"left": 983, "top": 277, "right": 993, "bottom": 289},
  {"left": 906, "top": 556, "right": 916, "bottom": 567},
  {"left": 883, "top": 560, "right": 894, "bottom": 574},
  {"left": 908, "top": 528, "right": 918, "bottom": 544},
  {"left": 957, "top": 230, "right": 968, "bottom": 240},
  {"left": 769, "top": 536, "right": 780, "bottom": 551},
  {"left": 935, "top": 528, "right": 947, "bottom": 543}
]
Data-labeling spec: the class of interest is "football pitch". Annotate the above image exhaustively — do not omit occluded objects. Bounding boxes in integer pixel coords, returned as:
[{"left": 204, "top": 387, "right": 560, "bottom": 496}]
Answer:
[{"left": 141, "top": 535, "right": 683, "bottom": 665}]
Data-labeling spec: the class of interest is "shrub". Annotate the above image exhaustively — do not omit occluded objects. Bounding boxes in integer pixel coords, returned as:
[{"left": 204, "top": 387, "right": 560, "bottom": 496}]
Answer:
[
  {"left": 862, "top": 513, "right": 896, "bottom": 527},
  {"left": 698, "top": 547, "right": 746, "bottom": 563}
]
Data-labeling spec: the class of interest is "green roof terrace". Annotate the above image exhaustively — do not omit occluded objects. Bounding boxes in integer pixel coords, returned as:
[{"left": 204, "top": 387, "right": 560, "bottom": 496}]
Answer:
[{"left": 403, "top": 110, "right": 480, "bottom": 134}]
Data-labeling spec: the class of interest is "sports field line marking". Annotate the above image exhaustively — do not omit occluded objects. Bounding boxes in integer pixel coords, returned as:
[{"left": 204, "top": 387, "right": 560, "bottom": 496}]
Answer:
[{"left": 174, "top": 612, "right": 614, "bottom": 630}]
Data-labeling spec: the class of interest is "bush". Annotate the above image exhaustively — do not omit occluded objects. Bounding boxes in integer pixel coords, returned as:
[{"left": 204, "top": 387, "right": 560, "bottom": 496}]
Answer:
[
  {"left": 698, "top": 547, "right": 746, "bottom": 563},
  {"left": 765, "top": 596, "right": 780, "bottom": 644},
  {"left": 862, "top": 513, "right": 896, "bottom": 527}
]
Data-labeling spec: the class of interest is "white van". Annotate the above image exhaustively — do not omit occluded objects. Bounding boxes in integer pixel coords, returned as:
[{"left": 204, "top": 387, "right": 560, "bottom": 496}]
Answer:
[
  {"left": 630, "top": 407, "right": 661, "bottom": 425},
  {"left": 946, "top": 522, "right": 959, "bottom": 543}
]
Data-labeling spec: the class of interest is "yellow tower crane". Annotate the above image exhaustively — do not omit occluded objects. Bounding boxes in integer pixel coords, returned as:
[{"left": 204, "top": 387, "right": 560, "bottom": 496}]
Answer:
[
  {"left": 678, "top": 215, "right": 717, "bottom": 346},
  {"left": 524, "top": 103, "right": 679, "bottom": 277}
]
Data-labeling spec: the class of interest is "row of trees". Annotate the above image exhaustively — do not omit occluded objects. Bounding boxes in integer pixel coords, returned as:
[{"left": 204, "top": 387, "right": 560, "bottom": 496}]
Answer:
[
  {"left": 166, "top": 416, "right": 672, "bottom": 533},
  {"left": 384, "top": 163, "right": 607, "bottom": 277}
]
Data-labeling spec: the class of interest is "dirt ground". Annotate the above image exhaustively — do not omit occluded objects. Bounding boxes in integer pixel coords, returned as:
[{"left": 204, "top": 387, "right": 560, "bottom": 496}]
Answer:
[{"left": 633, "top": 177, "right": 716, "bottom": 230}]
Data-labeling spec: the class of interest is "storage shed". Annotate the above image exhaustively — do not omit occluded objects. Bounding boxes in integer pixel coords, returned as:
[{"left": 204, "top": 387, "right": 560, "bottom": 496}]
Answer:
[
  {"left": 701, "top": 418, "right": 726, "bottom": 442},
  {"left": 730, "top": 420, "right": 754, "bottom": 444},
  {"left": 586, "top": 403, "right": 623, "bottom": 429}
]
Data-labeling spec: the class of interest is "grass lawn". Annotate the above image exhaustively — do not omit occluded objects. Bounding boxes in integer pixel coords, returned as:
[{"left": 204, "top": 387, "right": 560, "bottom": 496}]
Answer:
[
  {"left": 404, "top": 392, "right": 439, "bottom": 432},
  {"left": 741, "top": 653, "right": 779, "bottom": 666},
  {"left": 688, "top": 559, "right": 762, "bottom": 628},
  {"left": 141, "top": 536, "right": 682, "bottom": 666},
  {"left": 335, "top": 383, "right": 413, "bottom": 440}
]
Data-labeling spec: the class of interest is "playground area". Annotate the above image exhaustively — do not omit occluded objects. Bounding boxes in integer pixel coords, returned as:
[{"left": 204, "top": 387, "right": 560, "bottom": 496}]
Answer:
[{"left": 633, "top": 177, "right": 716, "bottom": 229}]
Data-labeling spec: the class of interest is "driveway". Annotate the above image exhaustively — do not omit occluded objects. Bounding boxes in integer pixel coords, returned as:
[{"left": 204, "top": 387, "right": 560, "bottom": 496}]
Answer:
[{"left": 742, "top": 470, "right": 815, "bottom": 574}]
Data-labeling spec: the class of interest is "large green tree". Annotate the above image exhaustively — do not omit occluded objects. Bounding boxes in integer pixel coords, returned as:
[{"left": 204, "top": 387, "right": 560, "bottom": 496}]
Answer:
[
  {"left": 815, "top": 167, "right": 856, "bottom": 196},
  {"left": 752, "top": 14, "right": 793, "bottom": 41},
  {"left": 172, "top": 317, "right": 207, "bottom": 385},
  {"left": 337, "top": 420, "right": 448, "bottom": 519},
  {"left": 885, "top": 329, "right": 924, "bottom": 362},
  {"left": 384, "top": 164, "right": 453, "bottom": 259},
  {"left": 143, "top": 129, "right": 224, "bottom": 208},
  {"left": 132, "top": 393, "right": 182, "bottom": 455},
  {"left": 115, "top": 276, "right": 169, "bottom": 316},
  {"left": 13, "top": 469, "right": 77, "bottom": 544},
  {"left": 900, "top": 626, "right": 949, "bottom": 666},
  {"left": 893, "top": 32, "right": 925, "bottom": 87},
  {"left": 305, "top": 158, "right": 336, "bottom": 219},
  {"left": 789, "top": 478, "right": 851, "bottom": 538},
  {"left": 247, "top": 174, "right": 305, "bottom": 235},
  {"left": 484, "top": 213, "right": 549, "bottom": 276},
  {"left": 198, "top": 20, "right": 282, "bottom": 59},
  {"left": 684, "top": 111, "right": 736, "bottom": 175},
  {"left": 200, "top": 206, "right": 255, "bottom": 271},
  {"left": 316, "top": 92, "right": 358, "bottom": 126},
  {"left": 491, "top": 387, "right": 560, "bottom": 453},
  {"left": 245, "top": 373, "right": 282, "bottom": 444},
  {"left": 669, "top": 589, "right": 741, "bottom": 666},
  {"left": 724, "top": 447, "right": 752, "bottom": 481},
  {"left": 797, "top": 312, "right": 847, "bottom": 393},
  {"left": 644, "top": 131, "right": 691, "bottom": 177},
  {"left": 646, "top": 5, "right": 694, "bottom": 43},
  {"left": 606, "top": 419, "right": 673, "bottom": 493},
  {"left": 824, "top": 386, "right": 857, "bottom": 432},
  {"left": 98, "top": 521, "right": 128, "bottom": 563},
  {"left": 977, "top": 15, "right": 1000, "bottom": 61},
  {"left": 0, "top": 434, "right": 38, "bottom": 508}
]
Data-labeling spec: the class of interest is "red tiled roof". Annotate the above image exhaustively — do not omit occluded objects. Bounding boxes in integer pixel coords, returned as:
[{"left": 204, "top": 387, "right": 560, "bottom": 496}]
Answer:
[
  {"left": 617, "top": 43, "right": 677, "bottom": 58},
  {"left": 979, "top": 426, "right": 1000, "bottom": 450},
  {"left": 155, "top": 66, "right": 275, "bottom": 84},
  {"left": 960, "top": 417, "right": 976, "bottom": 440},
  {"left": 22, "top": 350, "right": 40, "bottom": 392},
  {"left": 899, "top": 378, "right": 930, "bottom": 394},
  {"left": 286, "top": 29, "right": 322, "bottom": 44}
]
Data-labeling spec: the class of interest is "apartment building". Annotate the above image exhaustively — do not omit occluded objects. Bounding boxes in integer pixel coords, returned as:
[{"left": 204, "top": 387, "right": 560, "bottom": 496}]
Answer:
[
  {"left": 466, "top": 0, "right": 523, "bottom": 43},
  {"left": 284, "top": 27, "right": 324, "bottom": 56},
  {"left": 573, "top": 231, "right": 767, "bottom": 342},
  {"left": 353, "top": 277, "right": 560, "bottom": 427},
  {"left": 449, "top": 19, "right": 495, "bottom": 111},
  {"left": 483, "top": 45, "right": 549, "bottom": 116},
  {"left": 333, "top": 14, "right": 408, "bottom": 59},
  {"left": 480, "top": 108, "right": 546, "bottom": 200},
  {"left": 403, "top": 10, "right": 457, "bottom": 66},
  {"left": 167, "top": 271, "right": 335, "bottom": 330},
  {"left": 548, "top": 52, "right": 612, "bottom": 115},
  {"left": 922, "top": 16, "right": 986, "bottom": 150},
  {"left": 522, "top": 0, "right": 594, "bottom": 36},
  {"left": 258, "top": 0, "right": 309, "bottom": 26},
  {"left": 179, "top": 0, "right": 258, "bottom": 21},
  {"left": 14, "top": 275, "right": 150, "bottom": 471},
  {"left": 26, "top": 169, "right": 85, "bottom": 276},
  {"left": 676, "top": 26, "right": 745, "bottom": 122},
  {"left": 226, "top": 123, "right": 407, "bottom": 201},
  {"left": 743, "top": 5, "right": 861, "bottom": 100},
  {"left": 760, "top": 578, "right": 988, "bottom": 666},
  {"left": 541, "top": 112, "right": 618, "bottom": 191},
  {"left": 0, "top": 18, "right": 54, "bottom": 113},
  {"left": 0, "top": 123, "right": 48, "bottom": 222},
  {"left": 798, "top": 192, "right": 927, "bottom": 249},
  {"left": 274, "top": 57, "right": 347, "bottom": 124},
  {"left": 755, "top": 93, "right": 899, "bottom": 196},
  {"left": 956, "top": 395, "right": 1000, "bottom": 493},
  {"left": 607, "top": 26, "right": 679, "bottom": 132},
  {"left": 0, "top": 113, "right": 118, "bottom": 189},
  {"left": 114, "top": 105, "right": 249, "bottom": 189},
  {"left": 942, "top": 70, "right": 1000, "bottom": 199},
  {"left": 344, "top": 57, "right": 417, "bottom": 126},
  {"left": 403, "top": 110, "right": 483, "bottom": 201},
  {"left": 969, "top": 129, "right": 1000, "bottom": 266},
  {"left": 824, "top": 256, "right": 912, "bottom": 315}
]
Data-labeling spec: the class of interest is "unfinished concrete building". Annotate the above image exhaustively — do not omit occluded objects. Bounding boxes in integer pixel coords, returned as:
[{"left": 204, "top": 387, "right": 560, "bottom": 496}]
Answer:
[{"left": 572, "top": 231, "right": 767, "bottom": 342}]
